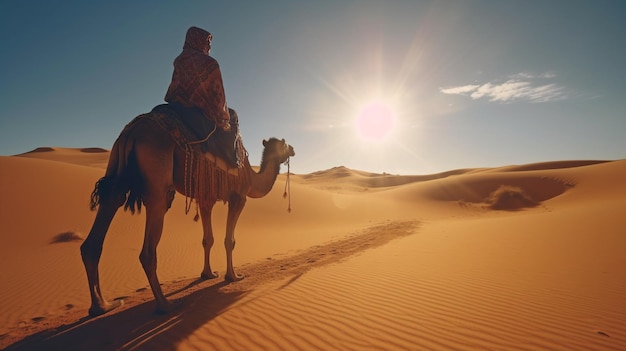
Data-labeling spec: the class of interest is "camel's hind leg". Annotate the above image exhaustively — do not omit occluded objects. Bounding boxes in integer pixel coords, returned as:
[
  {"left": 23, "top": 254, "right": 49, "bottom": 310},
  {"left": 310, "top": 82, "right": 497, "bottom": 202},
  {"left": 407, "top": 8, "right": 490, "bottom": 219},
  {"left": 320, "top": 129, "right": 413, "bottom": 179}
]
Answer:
[
  {"left": 135, "top": 141, "right": 179, "bottom": 314},
  {"left": 81, "top": 196, "right": 124, "bottom": 316},
  {"left": 139, "top": 200, "right": 177, "bottom": 314}
]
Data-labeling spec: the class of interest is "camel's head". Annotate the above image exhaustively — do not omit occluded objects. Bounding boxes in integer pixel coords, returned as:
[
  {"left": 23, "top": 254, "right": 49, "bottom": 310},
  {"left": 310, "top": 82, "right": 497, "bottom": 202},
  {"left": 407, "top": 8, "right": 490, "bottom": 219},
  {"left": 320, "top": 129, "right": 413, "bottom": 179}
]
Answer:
[{"left": 262, "top": 138, "right": 295, "bottom": 164}]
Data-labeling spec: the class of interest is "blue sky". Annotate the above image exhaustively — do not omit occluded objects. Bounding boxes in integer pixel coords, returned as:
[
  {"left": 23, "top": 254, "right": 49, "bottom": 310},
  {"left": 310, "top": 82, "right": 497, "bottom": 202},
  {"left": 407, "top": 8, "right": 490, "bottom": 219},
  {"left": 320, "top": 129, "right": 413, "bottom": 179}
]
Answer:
[{"left": 1, "top": 0, "right": 625, "bottom": 174}]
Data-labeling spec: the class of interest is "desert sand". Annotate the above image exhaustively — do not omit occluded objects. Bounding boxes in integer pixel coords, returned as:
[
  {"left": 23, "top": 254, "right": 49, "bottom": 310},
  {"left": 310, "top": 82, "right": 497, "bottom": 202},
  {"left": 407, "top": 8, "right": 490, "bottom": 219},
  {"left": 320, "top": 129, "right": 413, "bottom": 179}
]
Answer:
[{"left": 1, "top": 146, "right": 625, "bottom": 350}]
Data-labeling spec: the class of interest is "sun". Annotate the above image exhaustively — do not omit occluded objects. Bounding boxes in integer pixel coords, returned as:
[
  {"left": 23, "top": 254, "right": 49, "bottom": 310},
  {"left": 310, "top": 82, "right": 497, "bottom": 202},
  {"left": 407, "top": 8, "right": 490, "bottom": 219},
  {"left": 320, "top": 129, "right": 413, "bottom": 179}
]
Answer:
[{"left": 355, "top": 101, "right": 396, "bottom": 142}]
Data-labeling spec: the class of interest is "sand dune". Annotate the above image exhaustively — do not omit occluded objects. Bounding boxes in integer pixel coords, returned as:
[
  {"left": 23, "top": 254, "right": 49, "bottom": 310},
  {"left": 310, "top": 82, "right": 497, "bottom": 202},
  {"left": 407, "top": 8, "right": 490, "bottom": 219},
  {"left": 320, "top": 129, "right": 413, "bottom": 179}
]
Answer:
[
  {"left": 16, "top": 147, "right": 110, "bottom": 168},
  {"left": 300, "top": 165, "right": 478, "bottom": 190},
  {"left": 1, "top": 147, "right": 625, "bottom": 350}
]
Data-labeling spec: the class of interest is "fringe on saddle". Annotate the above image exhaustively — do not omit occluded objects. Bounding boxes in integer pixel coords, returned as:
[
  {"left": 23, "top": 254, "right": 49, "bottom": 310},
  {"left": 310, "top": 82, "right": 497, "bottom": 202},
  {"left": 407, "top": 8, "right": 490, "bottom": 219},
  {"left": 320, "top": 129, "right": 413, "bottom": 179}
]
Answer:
[
  {"left": 95, "top": 111, "right": 250, "bottom": 221},
  {"left": 182, "top": 140, "right": 250, "bottom": 220}
]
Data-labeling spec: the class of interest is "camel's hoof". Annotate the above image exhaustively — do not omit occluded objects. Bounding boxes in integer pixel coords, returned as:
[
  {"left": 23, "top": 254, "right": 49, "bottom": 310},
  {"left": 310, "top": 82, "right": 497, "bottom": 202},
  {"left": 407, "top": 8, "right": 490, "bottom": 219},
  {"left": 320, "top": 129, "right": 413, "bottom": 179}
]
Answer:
[
  {"left": 200, "top": 271, "right": 219, "bottom": 280},
  {"left": 155, "top": 299, "right": 183, "bottom": 315},
  {"left": 88, "top": 299, "right": 124, "bottom": 317},
  {"left": 225, "top": 273, "right": 245, "bottom": 282}
]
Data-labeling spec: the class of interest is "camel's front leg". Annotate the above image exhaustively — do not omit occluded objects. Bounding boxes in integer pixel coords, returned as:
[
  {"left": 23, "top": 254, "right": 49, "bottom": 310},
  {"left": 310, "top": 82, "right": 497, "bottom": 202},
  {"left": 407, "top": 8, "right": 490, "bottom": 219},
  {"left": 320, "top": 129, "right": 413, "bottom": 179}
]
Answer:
[
  {"left": 199, "top": 201, "right": 219, "bottom": 279},
  {"left": 81, "top": 201, "right": 124, "bottom": 316},
  {"left": 140, "top": 206, "right": 176, "bottom": 314},
  {"left": 225, "top": 194, "right": 246, "bottom": 282}
]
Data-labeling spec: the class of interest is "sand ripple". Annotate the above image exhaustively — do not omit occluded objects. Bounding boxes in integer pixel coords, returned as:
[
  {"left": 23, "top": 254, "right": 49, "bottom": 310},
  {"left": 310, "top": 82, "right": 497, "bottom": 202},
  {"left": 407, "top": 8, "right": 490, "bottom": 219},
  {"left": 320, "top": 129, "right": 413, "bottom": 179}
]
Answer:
[{"left": 179, "top": 231, "right": 626, "bottom": 350}]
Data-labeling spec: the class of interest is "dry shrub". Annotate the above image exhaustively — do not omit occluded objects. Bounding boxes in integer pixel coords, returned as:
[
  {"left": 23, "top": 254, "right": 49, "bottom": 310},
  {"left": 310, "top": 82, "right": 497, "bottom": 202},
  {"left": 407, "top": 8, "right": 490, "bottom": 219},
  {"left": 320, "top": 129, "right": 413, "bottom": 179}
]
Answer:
[
  {"left": 50, "top": 231, "right": 84, "bottom": 244},
  {"left": 485, "top": 185, "right": 538, "bottom": 211},
  {"left": 80, "top": 147, "right": 108, "bottom": 153}
]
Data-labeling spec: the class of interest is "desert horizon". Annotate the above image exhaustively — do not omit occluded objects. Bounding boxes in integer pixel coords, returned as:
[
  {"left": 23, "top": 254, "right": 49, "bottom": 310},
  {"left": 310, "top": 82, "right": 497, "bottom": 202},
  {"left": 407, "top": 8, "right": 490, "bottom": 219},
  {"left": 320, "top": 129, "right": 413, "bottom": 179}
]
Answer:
[
  {"left": 3, "top": 1, "right": 625, "bottom": 350},
  {"left": 1, "top": 146, "right": 625, "bottom": 350}
]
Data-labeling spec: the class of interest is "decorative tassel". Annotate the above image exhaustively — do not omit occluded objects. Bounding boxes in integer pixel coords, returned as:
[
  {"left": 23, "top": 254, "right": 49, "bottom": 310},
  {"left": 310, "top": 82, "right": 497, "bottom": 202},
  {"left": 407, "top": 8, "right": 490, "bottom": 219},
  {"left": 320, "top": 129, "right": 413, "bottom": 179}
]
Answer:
[{"left": 283, "top": 158, "right": 292, "bottom": 213}]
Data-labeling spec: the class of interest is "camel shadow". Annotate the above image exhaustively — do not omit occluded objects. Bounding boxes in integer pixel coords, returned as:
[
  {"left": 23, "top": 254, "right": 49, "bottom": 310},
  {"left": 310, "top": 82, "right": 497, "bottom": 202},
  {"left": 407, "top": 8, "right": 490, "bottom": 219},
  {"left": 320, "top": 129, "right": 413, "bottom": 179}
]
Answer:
[{"left": 5, "top": 280, "right": 248, "bottom": 351}]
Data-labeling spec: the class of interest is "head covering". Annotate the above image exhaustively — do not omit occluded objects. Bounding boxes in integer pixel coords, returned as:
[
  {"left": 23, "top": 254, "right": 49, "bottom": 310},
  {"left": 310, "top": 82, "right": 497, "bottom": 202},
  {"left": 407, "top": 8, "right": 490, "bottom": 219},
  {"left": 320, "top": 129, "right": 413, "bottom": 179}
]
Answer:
[{"left": 183, "top": 26, "right": 212, "bottom": 54}]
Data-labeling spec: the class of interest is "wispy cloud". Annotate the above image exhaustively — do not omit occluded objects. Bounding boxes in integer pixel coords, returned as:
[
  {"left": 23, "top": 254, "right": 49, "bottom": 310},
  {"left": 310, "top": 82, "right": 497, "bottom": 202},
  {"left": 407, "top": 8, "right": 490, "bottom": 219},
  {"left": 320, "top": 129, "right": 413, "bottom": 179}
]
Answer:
[
  {"left": 440, "top": 72, "right": 567, "bottom": 103},
  {"left": 440, "top": 85, "right": 479, "bottom": 95}
]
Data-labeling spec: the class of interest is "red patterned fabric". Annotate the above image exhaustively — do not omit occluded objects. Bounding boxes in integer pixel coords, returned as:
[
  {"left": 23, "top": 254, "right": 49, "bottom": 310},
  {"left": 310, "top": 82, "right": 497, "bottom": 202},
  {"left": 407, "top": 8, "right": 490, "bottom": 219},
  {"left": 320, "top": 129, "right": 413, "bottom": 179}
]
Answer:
[{"left": 165, "top": 27, "right": 229, "bottom": 124}]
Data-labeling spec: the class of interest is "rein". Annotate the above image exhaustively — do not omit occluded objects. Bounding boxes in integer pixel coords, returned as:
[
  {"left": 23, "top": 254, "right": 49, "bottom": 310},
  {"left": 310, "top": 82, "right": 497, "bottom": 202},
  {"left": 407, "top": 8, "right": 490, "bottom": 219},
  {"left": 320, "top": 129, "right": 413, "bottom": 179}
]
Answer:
[
  {"left": 283, "top": 158, "right": 291, "bottom": 213},
  {"left": 188, "top": 124, "right": 216, "bottom": 145}
]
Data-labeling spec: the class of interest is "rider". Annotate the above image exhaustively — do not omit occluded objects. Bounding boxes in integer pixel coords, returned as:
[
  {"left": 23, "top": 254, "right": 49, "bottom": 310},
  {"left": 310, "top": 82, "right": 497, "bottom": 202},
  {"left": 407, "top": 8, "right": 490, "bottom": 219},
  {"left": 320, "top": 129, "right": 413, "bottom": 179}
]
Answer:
[{"left": 164, "top": 26, "right": 239, "bottom": 167}]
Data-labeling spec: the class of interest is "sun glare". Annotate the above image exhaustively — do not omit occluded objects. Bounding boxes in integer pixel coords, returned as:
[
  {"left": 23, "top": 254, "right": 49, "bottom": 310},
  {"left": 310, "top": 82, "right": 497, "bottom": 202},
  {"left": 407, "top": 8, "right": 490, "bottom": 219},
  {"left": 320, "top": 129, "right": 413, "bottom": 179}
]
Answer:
[
  {"left": 355, "top": 101, "right": 396, "bottom": 142},
  {"left": 302, "top": 22, "right": 431, "bottom": 172}
]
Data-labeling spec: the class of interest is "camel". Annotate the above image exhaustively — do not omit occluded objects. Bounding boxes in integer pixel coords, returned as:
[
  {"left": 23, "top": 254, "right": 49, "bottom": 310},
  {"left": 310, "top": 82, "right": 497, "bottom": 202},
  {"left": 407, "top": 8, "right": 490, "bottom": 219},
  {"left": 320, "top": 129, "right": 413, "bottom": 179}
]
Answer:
[{"left": 80, "top": 111, "right": 295, "bottom": 316}]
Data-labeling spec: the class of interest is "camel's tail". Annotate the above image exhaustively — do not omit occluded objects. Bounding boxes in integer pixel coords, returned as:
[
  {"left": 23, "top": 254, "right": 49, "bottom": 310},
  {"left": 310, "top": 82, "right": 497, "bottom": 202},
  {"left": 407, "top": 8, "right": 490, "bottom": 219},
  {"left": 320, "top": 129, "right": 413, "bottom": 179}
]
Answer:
[{"left": 89, "top": 117, "right": 144, "bottom": 214}]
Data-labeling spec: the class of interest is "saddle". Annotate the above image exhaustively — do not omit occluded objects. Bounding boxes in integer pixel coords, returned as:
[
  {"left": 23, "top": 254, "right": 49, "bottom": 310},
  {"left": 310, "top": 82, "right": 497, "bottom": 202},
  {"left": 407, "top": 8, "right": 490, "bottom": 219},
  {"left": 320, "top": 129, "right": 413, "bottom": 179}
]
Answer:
[{"left": 151, "top": 103, "right": 241, "bottom": 168}]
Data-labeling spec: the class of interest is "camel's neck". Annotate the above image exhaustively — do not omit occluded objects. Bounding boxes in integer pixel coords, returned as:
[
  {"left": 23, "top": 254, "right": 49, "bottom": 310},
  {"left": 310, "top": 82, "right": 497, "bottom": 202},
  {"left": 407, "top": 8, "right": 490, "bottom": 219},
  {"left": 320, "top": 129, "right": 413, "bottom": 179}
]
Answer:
[{"left": 246, "top": 158, "right": 283, "bottom": 198}]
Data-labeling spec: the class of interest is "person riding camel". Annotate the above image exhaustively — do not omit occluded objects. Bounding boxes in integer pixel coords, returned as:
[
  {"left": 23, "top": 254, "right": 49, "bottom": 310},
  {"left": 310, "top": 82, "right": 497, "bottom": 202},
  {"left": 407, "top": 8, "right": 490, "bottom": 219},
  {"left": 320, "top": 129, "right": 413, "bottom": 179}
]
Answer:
[{"left": 164, "top": 26, "right": 239, "bottom": 167}]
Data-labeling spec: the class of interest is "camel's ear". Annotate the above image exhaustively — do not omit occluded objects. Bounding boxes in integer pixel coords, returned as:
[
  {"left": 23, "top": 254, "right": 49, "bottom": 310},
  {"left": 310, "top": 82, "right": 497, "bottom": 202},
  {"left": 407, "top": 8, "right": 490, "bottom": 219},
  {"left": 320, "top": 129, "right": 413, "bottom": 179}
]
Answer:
[
  {"left": 263, "top": 139, "right": 267, "bottom": 146},
  {"left": 281, "top": 138, "right": 285, "bottom": 143}
]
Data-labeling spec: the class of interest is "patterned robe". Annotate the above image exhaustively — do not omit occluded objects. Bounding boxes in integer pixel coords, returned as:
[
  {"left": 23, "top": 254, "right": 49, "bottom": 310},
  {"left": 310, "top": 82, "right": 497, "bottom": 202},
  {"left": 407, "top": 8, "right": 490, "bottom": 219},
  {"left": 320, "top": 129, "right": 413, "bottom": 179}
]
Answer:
[{"left": 165, "top": 26, "right": 229, "bottom": 124}]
